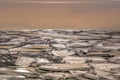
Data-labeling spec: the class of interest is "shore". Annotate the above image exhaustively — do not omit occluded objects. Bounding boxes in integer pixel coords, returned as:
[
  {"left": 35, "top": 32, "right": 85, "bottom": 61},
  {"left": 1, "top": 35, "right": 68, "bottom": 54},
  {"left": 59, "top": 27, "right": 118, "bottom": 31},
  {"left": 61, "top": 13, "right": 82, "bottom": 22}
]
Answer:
[{"left": 0, "top": 29, "right": 120, "bottom": 80}]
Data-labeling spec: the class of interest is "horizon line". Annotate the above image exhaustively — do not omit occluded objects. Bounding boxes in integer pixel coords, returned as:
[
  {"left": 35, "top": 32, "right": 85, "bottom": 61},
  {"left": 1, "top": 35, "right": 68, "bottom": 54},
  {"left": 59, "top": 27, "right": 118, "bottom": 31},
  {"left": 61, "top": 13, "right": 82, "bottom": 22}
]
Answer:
[{"left": 1, "top": 0, "right": 119, "bottom": 4}]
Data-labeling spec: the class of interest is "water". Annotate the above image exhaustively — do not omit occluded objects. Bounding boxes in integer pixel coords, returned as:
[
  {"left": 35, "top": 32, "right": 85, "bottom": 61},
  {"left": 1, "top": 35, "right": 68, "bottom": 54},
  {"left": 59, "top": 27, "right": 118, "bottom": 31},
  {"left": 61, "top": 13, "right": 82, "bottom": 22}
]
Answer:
[{"left": 0, "top": 0, "right": 120, "bottom": 29}]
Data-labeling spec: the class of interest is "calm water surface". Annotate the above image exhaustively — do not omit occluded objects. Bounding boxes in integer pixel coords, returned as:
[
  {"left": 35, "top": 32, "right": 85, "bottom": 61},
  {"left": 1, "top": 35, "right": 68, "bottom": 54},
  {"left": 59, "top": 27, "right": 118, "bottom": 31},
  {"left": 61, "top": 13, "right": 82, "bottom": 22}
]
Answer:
[{"left": 0, "top": 0, "right": 120, "bottom": 29}]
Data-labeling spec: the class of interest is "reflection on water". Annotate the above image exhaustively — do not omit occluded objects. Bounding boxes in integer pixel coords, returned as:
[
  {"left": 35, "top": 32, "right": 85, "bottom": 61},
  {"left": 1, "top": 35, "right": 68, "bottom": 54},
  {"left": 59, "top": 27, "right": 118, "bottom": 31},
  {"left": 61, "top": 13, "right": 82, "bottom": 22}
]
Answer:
[{"left": 0, "top": 0, "right": 120, "bottom": 29}]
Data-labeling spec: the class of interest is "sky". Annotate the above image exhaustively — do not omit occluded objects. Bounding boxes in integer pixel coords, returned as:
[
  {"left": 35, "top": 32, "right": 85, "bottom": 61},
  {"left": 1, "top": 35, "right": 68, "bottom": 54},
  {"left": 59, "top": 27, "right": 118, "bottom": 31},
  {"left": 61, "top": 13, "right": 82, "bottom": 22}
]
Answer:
[{"left": 0, "top": 0, "right": 120, "bottom": 30}]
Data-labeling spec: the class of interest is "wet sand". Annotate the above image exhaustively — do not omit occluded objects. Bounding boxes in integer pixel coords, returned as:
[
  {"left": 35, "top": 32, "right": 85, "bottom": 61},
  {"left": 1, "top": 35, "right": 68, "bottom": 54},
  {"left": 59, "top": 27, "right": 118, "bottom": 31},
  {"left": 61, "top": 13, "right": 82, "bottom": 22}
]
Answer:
[{"left": 0, "top": 0, "right": 120, "bottom": 30}]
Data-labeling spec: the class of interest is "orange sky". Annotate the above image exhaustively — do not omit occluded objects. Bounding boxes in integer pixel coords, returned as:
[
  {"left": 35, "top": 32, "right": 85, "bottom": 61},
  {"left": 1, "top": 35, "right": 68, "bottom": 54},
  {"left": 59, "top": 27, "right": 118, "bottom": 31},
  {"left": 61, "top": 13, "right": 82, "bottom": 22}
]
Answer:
[{"left": 0, "top": 0, "right": 120, "bottom": 30}]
